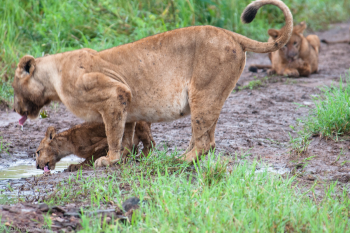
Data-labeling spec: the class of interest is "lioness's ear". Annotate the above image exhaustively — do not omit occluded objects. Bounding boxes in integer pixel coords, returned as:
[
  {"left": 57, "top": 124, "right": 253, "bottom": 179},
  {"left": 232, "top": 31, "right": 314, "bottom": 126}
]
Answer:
[
  {"left": 17, "top": 55, "right": 36, "bottom": 78},
  {"left": 268, "top": 29, "right": 280, "bottom": 39},
  {"left": 293, "top": 22, "right": 307, "bottom": 34},
  {"left": 46, "top": 126, "right": 56, "bottom": 140}
]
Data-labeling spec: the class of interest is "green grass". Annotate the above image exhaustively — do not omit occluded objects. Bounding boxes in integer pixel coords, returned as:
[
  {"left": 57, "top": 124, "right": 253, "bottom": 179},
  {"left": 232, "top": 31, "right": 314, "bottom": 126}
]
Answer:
[
  {"left": 1, "top": 0, "right": 350, "bottom": 103},
  {"left": 0, "top": 137, "right": 10, "bottom": 155},
  {"left": 288, "top": 72, "right": 350, "bottom": 154},
  {"left": 14, "top": 149, "right": 346, "bottom": 232},
  {"left": 237, "top": 76, "right": 269, "bottom": 91},
  {"left": 297, "top": 72, "right": 350, "bottom": 140}
]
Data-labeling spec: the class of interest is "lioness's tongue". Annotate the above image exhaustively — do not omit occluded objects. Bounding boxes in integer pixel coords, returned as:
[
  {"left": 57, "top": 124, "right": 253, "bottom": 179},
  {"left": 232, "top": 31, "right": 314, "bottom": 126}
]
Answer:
[
  {"left": 19, "top": 115, "right": 27, "bottom": 126},
  {"left": 44, "top": 166, "right": 50, "bottom": 173}
]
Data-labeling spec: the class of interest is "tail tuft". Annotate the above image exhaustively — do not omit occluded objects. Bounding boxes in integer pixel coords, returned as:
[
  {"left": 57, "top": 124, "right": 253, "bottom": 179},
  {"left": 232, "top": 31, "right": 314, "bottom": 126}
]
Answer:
[
  {"left": 248, "top": 66, "right": 258, "bottom": 73},
  {"left": 241, "top": 5, "right": 259, "bottom": 24}
]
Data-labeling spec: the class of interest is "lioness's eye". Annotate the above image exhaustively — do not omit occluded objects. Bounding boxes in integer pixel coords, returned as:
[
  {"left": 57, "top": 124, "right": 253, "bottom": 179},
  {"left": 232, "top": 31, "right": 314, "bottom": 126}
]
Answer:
[
  {"left": 294, "top": 41, "right": 297, "bottom": 45},
  {"left": 37, "top": 150, "right": 40, "bottom": 156}
]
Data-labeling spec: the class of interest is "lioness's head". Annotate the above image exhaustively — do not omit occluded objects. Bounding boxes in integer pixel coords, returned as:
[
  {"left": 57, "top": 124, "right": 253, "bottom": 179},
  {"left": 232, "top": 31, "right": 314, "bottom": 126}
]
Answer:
[
  {"left": 36, "top": 127, "right": 60, "bottom": 171},
  {"left": 268, "top": 22, "right": 307, "bottom": 62},
  {"left": 12, "top": 55, "right": 52, "bottom": 125}
]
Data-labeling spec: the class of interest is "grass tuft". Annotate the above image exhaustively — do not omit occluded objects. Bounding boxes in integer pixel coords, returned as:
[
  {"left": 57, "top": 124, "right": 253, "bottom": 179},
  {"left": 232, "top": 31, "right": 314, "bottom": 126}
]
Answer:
[{"left": 298, "top": 72, "right": 350, "bottom": 141}]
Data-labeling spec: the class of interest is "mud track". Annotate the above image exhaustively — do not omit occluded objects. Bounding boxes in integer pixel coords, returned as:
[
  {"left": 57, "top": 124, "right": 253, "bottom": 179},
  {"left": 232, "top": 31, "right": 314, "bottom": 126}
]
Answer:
[{"left": 1, "top": 22, "right": 350, "bottom": 186}]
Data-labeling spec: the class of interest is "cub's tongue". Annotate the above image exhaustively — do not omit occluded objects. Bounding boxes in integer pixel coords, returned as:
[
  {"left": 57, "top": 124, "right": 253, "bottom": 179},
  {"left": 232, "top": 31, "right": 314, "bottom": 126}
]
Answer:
[
  {"left": 19, "top": 115, "right": 27, "bottom": 126},
  {"left": 44, "top": 166, "right": 50, "bottom": 173}
]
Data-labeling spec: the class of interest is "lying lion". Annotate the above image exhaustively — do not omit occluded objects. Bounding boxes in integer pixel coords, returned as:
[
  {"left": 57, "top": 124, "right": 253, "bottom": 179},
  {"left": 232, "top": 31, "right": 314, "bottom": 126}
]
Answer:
[
  {"left": 249, "top": 22, "right": 320, "bottom": 77},
  {"left": 36, "top": 122, "right": 155, "bottom": 172},
  {"left": 13, "top": 0, "right": 293, "bottom": 168}
]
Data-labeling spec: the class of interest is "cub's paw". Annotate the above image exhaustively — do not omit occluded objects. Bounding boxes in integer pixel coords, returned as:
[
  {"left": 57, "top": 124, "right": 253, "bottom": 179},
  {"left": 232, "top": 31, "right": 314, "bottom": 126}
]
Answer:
[
  {"left": 267, "top": 69, "right": 276, "bottom": 76},
  {"left": 284, "top": 70, "right": 299, "bottom": 77},
  {"left": 66, "top": 164, "right": 81, "bottom": 172},
  {"left": 94, "top": 156, "right": 111, "bottom": 167},
  {"left": 283, "top": 68, "right": 300, "bottom": 77}
]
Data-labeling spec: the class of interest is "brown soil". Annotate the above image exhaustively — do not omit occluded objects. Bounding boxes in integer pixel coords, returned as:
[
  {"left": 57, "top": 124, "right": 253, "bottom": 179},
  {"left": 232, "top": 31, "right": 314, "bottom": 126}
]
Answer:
[
  {"left": 0, "top": 178, "right": 139, "bottom": 232},
  {"left": 0, "top": 22, "right": 350, "bottom": 230}
]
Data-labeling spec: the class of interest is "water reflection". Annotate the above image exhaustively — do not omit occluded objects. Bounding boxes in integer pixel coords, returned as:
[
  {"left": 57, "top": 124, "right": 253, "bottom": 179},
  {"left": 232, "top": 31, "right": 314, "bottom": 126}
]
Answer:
[{"left": 0, "top": 155, "right": 82, "bottom": 180}]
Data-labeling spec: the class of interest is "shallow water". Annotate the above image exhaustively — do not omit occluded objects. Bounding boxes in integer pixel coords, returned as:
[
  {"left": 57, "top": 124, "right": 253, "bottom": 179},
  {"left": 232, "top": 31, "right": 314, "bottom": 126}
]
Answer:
[
  {"left": 256, "top": 165, "right": 290, "bottom": 175},
  {"left": 0, "top": 155, "right": 83, "bottom": 180}
]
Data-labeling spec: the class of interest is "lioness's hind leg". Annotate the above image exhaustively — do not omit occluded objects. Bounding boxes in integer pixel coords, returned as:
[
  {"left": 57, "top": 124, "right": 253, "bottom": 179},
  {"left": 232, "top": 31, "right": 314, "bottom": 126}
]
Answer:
[
  {"left": 181, "top": 92, "right": 224, "bottom": 162},
  {"left": 183, "top": 128, "right": 195, "bottom": 154},
  {"left": 182, "top": 115, "right": 219, "bottom": 162}
]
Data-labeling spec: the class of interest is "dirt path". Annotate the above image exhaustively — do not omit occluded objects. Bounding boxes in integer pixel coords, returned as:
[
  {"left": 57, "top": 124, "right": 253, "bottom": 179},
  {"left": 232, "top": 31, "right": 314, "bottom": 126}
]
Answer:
[{"left": 1, "top": 22, "right": 350, "bottom": 183}]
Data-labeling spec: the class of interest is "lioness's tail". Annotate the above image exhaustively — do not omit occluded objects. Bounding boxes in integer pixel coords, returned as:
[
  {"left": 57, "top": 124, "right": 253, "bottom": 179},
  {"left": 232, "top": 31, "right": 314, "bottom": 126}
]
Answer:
[{"left": 236, "top": 0, "right": 293, "bottom": 53}]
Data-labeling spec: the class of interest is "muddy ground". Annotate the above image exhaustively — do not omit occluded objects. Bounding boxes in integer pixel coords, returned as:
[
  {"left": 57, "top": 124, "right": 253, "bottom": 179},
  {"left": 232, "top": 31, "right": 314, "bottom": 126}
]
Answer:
[{"left": 0, "top": 22, "right": 350, "bottom": 231}]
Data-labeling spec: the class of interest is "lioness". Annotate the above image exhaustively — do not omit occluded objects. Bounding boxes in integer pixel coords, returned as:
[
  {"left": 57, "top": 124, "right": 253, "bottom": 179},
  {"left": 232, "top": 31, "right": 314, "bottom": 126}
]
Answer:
[
  {"left": 249, "top": 22, "right": 320, "bottom": 77},
  {"left": 36, "top": 121, "right": 155, "bottom": 172},
  {"left": 12, "top": 0, "right": 293, "bottom": 167}
]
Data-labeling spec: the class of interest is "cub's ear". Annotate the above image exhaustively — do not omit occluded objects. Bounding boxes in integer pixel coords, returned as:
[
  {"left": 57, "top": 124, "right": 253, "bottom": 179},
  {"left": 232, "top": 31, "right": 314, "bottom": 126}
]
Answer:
[
  {"left": 268, "top": 29, "right": 280, "bottom": 40},
  {"left": 45, "top": 126, "right": 57, "bottom": 140},
  {"left": 293, "top": 22, "right": 307, "bottom": 34},
  {"left": 17, "top": 55, "right": 36, "bottom": 78}
]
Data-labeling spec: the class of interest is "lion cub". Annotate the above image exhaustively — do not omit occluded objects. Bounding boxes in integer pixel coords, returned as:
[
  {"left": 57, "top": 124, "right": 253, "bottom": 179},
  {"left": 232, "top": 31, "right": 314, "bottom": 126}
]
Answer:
[
  {"left": 36, "top": 122, "right": 155, "bottom": 172},
  {"left": 249, "top": 22, "right": 320, "bottom": 77}
]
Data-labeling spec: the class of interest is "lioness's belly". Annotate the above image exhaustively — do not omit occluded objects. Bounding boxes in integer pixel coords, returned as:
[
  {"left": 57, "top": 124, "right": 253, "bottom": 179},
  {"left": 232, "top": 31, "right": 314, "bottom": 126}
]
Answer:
[{"left": 126, "top": 82, "right": 190, "bottom": 123}]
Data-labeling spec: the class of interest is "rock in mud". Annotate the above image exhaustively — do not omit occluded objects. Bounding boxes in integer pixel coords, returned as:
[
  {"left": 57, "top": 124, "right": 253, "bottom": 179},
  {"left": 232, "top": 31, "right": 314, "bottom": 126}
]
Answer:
[{"left": 122, "top": 197, "right": 141, "bottom": 212}]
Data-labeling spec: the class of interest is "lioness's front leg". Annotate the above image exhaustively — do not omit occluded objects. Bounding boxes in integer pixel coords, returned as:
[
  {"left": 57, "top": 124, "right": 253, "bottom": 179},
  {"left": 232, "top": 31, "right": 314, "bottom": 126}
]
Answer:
[
  {"left": 75, "top": 72, "right": 132, "bottom": 167},
  {"left": 95, "top": 97, "right": 129, "bottom": 167}
]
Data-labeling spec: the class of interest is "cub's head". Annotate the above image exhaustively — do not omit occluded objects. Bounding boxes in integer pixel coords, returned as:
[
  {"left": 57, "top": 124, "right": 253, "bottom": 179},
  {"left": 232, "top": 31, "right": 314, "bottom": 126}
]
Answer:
[
  {"left": 268, "top": 22, "right": 307, "bottom": 62},
  {"left": 12, "top": 55, "right": 51, "bottom": 124},
  {"left": 36, "top": 127, "right": 60, "bottom": 171}
]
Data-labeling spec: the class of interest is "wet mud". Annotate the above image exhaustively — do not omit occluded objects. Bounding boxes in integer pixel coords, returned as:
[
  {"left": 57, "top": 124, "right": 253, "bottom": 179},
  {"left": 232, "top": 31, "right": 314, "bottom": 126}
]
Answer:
[
  {"left": 0, "top": 22, "right": 350, "bottom": 230},
  {"left": 0, "top": 192, "right": 140, "bottom": 232}
]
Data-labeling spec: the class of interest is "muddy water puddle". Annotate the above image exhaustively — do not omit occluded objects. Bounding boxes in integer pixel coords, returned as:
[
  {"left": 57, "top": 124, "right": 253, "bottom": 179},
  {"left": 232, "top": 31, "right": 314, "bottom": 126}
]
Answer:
[
  {"left": 0, "top": 155, "right": 83, "bottom": 180},
  {"left": 256, "top": 165, "right": 290, "bottom": 175}
]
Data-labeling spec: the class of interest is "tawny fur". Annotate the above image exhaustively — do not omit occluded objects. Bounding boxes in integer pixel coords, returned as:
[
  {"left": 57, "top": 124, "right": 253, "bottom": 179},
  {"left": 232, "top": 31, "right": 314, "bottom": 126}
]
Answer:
[
  {"left": 249, "top": 22, "right": 320, "bottom": 77},
  {"left": 36, "top": 122, "right": 155, "bottom": 172},
  {"left": 13, "top": 0, "right": 293, "bottom": 167}
]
